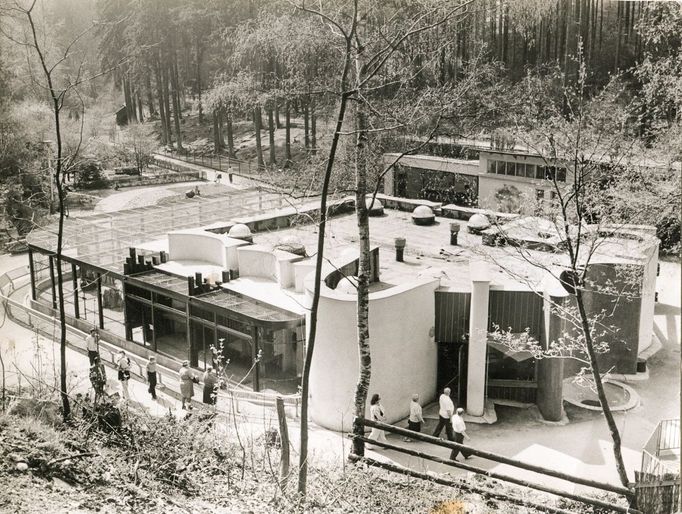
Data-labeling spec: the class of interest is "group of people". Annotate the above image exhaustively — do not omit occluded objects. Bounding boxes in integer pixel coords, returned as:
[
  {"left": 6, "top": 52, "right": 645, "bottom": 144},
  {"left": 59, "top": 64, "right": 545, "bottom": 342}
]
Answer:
[
  {"left": 367, "top": 387, "right": 472, "bottom": 461},
  {"left": 179, "top": 360, "right": 220, "bottom": 410},
  {"left": 86, "top": 328, "right": 143, "bottom": 402},
  {"left": 86, "top": 328, "right": 220, "bottom": 410}
]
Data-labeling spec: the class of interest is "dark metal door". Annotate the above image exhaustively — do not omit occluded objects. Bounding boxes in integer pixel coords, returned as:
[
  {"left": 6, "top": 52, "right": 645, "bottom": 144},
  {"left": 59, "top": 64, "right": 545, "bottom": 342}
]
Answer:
[{"left": 437, "top": 342, "right": 467, "bottom": 408}]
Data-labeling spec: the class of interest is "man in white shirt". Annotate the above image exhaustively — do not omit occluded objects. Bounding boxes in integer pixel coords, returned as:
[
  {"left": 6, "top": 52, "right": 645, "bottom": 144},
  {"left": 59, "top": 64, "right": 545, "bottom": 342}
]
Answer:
[
  {"left": 450, "top": 407, "right": 472, "bottom": 461},
  {"left": 403, "top": 393, "right": 425, "bottom": 442},
  {"left": 86, "top": 328, "right": 99, "bottom": 364},
  {"left": 432, "top": 387, "right": 455, "bottom": 441}
]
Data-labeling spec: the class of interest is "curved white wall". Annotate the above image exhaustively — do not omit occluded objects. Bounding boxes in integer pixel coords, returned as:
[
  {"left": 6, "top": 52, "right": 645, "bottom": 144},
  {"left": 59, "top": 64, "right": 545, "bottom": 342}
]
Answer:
[
  {"left": 168, "top": 231, "right": 226, "bottom": 267},
  {"left": 237, "top": 245, "right": 278, "bottom": 281},
  {"left": 309, "top": 278, "right": 439, "bottom": 432}
]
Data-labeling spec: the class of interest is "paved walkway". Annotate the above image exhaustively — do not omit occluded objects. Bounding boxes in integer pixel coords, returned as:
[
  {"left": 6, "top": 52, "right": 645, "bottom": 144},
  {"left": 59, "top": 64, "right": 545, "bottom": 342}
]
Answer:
[{"left": 94, "top": 181, "right": 207, "bottom": 213}]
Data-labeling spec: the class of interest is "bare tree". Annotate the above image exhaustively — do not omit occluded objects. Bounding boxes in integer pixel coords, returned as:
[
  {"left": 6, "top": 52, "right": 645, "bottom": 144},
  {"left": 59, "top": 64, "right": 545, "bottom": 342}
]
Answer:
[
  {"left": 481, "top": 66, "right": 678, "bottom": 492},
  {"left": 293, "top": 0, "right": 479, "bottom": 498},
  {"left": 1, "top": 0, "right": 122, "bottom": 421}
]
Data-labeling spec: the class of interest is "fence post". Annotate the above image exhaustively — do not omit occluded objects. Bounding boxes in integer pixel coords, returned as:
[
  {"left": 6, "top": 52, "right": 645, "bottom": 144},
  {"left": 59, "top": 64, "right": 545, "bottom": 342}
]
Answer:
[{"left": 276, "top": 397, "right": 290, "bottom": 489}]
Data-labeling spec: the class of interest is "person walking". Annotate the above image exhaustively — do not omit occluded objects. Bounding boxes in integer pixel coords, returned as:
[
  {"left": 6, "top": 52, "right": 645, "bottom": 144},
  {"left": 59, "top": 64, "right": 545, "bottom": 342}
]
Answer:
[
  {"left": 403, "top": 393, "right": 425, "bottom": 442},
  {"left": 367, "top": 393, "right": 388, "bottom": 448},
  {"left": 179, "top": 360, "right": 197, "bottom": 410},
  {"left": 116, "top": 350, "right": 131, "bottom": 400},
  {"left": 449, "top": 408, "right": 472, "bottom": 461},
  {"left": 89, "top": 356, "right": 107, "bottom": 402},
  {"left": 432, "top": 387, "right": 455, "bottom": 441},
  {"left": 145, "top": 356, "right": 158, "bottom": 400},
  {"left": 86, "top": 328, "right": 99, "bottom": 365},
  {"left": 202, "top": 367, "right": 219, "bottom": 405}
]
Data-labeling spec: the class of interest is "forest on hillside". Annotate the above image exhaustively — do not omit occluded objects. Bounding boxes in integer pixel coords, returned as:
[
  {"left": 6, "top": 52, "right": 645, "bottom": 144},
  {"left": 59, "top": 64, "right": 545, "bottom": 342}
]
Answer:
[{"left": 0, "top": 0, "right": 680, "bottom": 247}]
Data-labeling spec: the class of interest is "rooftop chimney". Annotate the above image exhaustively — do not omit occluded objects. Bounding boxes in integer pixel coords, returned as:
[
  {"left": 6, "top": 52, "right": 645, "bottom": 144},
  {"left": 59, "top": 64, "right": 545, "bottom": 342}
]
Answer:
[
  {"left": 395, "top": 237, "right": 406, "bottom": 262},
  {"left": 450, "top": 223, "right": 461, "bottom": 246}
]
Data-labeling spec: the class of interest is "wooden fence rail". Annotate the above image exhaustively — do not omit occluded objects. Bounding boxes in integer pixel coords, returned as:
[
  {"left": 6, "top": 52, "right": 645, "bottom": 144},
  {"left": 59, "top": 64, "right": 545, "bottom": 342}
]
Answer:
[
  {"left": 352, "top": 418, "right": 639, "bottom": 514},
  {"left": 348, "top": 454, "right": 576, "bottom": 514},
  {"left": 358, "top": 418, "right": 633, "bottom": 497},
  {"left": 351, "top": 434, "right": 636, "bottom": 514}
]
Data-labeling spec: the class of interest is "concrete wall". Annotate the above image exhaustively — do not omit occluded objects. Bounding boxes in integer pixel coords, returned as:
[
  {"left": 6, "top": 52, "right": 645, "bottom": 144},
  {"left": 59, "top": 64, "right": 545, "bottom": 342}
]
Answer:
[
  {"left": 638, "top": 243, "right": 659, "bottom": 354},
  {"left": 477, "top": 151, "right": 576, "bottom": 212},
  {"left": 309, "top": 278, "right": 440, "bottom": 432},
  {"left": 237, "top": 245, "right": 278, "bottom": 281},
  {"left": 537, "top": 290, "right": 567, "bottom": 421},
  {"left": 583, "top": 263, "right": 643, "bottom": 375},
  {"left": 109, "top": 171, "right": 201, "bottom": 188},
  {"left": 559, "top": 262, "right": 644, "bottom": 377},
  {"left": 168, "top": 231, "right": 226, "bottom": 267}
]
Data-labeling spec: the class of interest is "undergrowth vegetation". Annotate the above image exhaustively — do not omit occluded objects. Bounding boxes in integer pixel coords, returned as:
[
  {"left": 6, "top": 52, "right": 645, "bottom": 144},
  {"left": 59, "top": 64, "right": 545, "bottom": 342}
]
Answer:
[{"left": 0, "top": 391, "right": 620, "bottom": 513}]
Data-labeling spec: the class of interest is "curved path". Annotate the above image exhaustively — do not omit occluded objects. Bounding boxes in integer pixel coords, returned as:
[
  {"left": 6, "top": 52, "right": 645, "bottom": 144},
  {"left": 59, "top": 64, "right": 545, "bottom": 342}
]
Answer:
[{"left": 94, "top": 181, "right": 207, "bottom": 213}]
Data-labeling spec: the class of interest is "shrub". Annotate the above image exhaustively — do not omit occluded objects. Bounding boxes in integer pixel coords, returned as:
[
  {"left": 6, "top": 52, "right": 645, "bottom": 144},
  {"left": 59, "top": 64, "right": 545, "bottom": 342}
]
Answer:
[{"left": 73, "top": 159, "right": 109, "bottom": 190}]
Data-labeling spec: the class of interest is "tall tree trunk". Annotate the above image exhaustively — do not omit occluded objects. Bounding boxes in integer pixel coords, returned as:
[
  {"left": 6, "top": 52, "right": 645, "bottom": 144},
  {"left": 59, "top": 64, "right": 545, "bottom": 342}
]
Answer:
[
  {"left": 145, "top": 75, "right": 155, "bottom": 116},
  {"left": 213, "top": 110, "right": 221, "bottom": 152},
  {"left": 275, "top": 99, "right": 282, "bottom": 128},
  {"left": 218, "top": 107, "right": 225, "bottom": 147},
  {"left": 226, "top": 109, "right": 235, "bottom": 158},
  {"left": 298, "top": 89, "right": 352, "bottom": 499},
  {"left": 253, "top": 105, "right": 265, "bottom": 168},
  {"left": 311, "top": 97, "right": 317, "bottom": 155},
  {"left": 267, "top": 107, "right": 276, "bottom": 166},
  {"left": 285, "top": 100, "right": 292, "bottom": 166},
  {"left": 614, "top": 2, "right": 622, "bottom": 72},
  {"left": 351, "top": 100, "right": 372, "bottom": 457},
  {"left": 154, "top": 62, "right": 169, "bottom": 145},
  {"left": 575, "top": 288, "right": 630, "bottom": 489},
  {"left": 303, "top": 99, "right": 310, "bottom": 150},
  {"left": 136, "top": 91, "right": 144, "bottom": 122},
  {"left": 25, "top": 7, "right": 71, "bottom": 422},
  {"left": 123, "top": 76, "right": 133, "bottom": 123},
  {"left": 599, "top": 0, "right": 604, "bottom": 51},
  {"left": 170, "top": 55, "right": 183, "bottom": 150},
  {"left": 162, "top": 64, "right": 173, "bottom": 145},
  {"left": 196, "top": 45, "right": 203, "bottom": 124}
]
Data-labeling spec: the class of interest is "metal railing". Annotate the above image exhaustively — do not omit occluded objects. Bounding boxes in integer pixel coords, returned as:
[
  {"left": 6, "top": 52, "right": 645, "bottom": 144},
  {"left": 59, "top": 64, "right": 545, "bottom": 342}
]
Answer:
[
  {"left": 641, "top": 419, "right": 680, "bottom": 477},
  {"left": 1, "top": 266, "right": 301, "bottom": 417},
  {"left": 157, "top": 148, "right": 268, "bottom": 181}
]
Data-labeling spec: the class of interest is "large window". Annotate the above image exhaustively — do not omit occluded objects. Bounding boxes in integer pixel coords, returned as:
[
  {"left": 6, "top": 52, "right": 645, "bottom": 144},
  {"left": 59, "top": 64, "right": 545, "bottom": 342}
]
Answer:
[
  {"left": 486, "top": 159, "right": 566, "bottom": 182},
  {"left": 487, "top": 345, "right": 536, "bottom": 382}
]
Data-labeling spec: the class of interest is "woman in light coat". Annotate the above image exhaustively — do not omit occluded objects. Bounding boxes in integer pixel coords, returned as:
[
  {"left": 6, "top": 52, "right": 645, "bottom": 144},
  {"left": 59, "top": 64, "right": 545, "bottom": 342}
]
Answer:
[
  {"left": 368, "top": 393, "right": 387, "bottom": 447},
  {"left": 179, "top": 360, "right": 197, "bottom": 410}
]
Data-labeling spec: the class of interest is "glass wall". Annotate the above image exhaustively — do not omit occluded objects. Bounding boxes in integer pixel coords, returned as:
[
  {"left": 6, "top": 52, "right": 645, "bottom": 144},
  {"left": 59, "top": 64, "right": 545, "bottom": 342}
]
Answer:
[
  {"left": 487, "top": 347, "right": 536, "bottom": 382},
  {"left": 259, "top": 326, "right": 303, "bottom": 394},
  {"left": 486, "top": 159, "right": 567, "bottom": 183},
  {"left": 395, "top": 165, "right": 478, "bottom": 206}
]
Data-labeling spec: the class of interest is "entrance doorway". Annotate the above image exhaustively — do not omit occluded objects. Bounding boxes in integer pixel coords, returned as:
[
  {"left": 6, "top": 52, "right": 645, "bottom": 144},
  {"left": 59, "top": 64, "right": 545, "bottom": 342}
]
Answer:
[{"left": 437, "top": 342, "right": 468, "bottom": 408}]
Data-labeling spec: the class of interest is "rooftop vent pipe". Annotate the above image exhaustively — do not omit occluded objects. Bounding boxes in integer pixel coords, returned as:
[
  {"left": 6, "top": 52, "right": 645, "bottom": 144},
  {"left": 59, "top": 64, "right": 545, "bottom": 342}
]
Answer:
[
  {"left": 395, "top": 237, "right": 406, "bottom": 262},
  {"left": 450, "top": 223, "right": 460, "bottom": 246}
]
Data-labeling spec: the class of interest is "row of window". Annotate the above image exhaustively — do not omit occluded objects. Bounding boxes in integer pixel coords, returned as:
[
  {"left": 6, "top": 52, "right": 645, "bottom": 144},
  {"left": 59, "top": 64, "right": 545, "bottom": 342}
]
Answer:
[{"left": 487, "top": 159, "right": 567, "bottom": 182}]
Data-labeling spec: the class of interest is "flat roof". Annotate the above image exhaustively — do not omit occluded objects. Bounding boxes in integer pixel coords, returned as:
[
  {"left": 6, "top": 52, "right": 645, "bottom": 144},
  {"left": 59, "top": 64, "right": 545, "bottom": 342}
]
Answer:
[
  {"left": 26, "top": 187, "right": 308, "bottom": 272},
  {"left": 195, "top": 287, "right": 304, "bottom": 326},
  {"left": 251, "top": 210, "right": 656, "bottom": 292}
]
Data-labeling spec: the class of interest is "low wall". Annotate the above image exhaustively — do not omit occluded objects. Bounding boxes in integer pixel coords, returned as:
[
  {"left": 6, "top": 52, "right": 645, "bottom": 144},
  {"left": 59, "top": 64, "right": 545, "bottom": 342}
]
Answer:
[
  {"left": 168, "top": 231, "right": 227, "bottom": 267},
  {"left": 110, "top": 171, "right": 201, "bottom": 188}
]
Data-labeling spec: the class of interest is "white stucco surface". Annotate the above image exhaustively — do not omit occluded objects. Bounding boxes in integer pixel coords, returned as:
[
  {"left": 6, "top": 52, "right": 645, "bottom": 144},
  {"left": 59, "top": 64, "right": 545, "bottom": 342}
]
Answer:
[
  {"left": 223, "top": 277, "right": 309, "bottom": 316},
  {"left": 309, "top": 277, "right": 440, "bottom": 432},
  {"left": 168, "top": 230, "right": 227, "bottom": 268}
]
